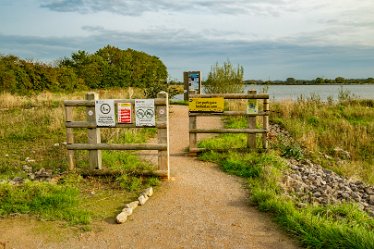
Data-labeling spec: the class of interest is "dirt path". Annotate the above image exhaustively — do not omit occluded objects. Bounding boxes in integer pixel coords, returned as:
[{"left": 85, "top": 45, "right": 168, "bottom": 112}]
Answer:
[{"left": 1, "top": 105, "right": 300, "bottom": 249}]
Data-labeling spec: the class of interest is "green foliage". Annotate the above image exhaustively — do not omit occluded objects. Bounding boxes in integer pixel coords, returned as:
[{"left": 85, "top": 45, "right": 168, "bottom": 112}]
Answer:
[
  {"left": 0, "top": 181, "right": 91, "bottom": 225},
  {"left": 204, "top": 60, "right": 244, "bottom": 93},
  {"left": 116, "top": 175, "right": 143, "bottom": 192},
  {"left": 0, "top": 45, "right": 168, "bottom": 94}
]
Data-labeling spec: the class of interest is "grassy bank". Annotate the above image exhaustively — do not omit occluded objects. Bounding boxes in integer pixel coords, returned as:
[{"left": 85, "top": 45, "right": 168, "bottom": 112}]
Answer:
[
  {"left": 0, "top": 89, "right": 160, "bottom": 227},
  {"left": 197, "top": 98, "right": 374, "bottom": 248},
  {"left": 271, "top": 98, "right": 374, "bottom": 184}
]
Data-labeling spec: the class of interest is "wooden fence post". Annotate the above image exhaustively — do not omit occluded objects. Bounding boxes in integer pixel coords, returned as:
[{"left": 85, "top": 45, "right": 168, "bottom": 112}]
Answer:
[
  {"left": 157, "top": 92, "right": 170, "bottom": 179},
  {"left": 189, "top": 115, "right": 197, "bottom": 153},
  {"left": 86, "top": 92, "right": 102, "bottom": 170},
  {"left": 65, "top": 106, "right": 75, "bottom": 170},
  {"left": 262, "top": 98, "right": 269, "bottom": 149},
  {"left": 247, "top": 90, "right": 257, "bottom": 149}
]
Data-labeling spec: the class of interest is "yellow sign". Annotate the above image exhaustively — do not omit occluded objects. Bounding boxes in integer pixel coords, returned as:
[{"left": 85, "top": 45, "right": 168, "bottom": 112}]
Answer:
[{"left": 189, "top": 97, "right": 224, "bottom": 112}]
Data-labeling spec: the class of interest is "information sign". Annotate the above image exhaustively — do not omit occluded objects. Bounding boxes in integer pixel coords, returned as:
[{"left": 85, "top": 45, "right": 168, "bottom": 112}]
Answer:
[
  {"left": 135, "top": 99, "right": 155, "bottom": 126},
  {"left": 117, "top": 102, "right": 132, "bottom": 123},
  {"left": 189, "top": 97, "right": 224, "bottom": 113},
  {"left": 95, "top": 100, "right": 115, "bottom": 126},
  {"left": 246, "top": 99, "right": 258, "bottom": 114},
  {"left": 188, "top": 72, "right": 200, "bottom": 91}
]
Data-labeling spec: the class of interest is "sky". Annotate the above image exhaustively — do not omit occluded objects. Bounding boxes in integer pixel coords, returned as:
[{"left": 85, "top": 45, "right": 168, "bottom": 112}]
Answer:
[{"left": 1, "top": 0, "right": 374, "bottom": 81}]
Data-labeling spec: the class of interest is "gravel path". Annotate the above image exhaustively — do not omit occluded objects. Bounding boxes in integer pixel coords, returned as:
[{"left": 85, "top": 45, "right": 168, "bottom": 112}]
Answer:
[{"left": 0, "top": 105, "right": 300, "bottom": 249}]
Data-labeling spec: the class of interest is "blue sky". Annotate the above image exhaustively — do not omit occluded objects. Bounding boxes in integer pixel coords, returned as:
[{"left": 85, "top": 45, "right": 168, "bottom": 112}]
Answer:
[{"left": 1, "top": 0, "right": 374, "bottom": 81}]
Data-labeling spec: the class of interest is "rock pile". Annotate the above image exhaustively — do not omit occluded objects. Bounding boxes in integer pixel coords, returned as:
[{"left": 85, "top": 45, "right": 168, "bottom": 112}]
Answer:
[{"left": 282, "top": 159, "right": 374, "bottom": 216}]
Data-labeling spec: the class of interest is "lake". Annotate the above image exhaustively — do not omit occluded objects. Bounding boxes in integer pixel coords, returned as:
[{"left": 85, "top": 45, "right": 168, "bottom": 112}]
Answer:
[{"left": 173, "top": 84, "right": 374, "bottom": 101}]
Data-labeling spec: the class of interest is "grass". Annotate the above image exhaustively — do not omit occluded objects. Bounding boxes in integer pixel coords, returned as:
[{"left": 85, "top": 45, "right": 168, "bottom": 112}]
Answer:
[
  {"left": 271, "top": 98, "right": 374, "bottom": 184},
  {"left": 0, "top": 89, "right": 161, "bottom": 227},
  {"left": 0, "top": 181, "right": 91, "bottom": 225},
  {"left": 197, "top": 98, "right": 374, "bottom": 249}
]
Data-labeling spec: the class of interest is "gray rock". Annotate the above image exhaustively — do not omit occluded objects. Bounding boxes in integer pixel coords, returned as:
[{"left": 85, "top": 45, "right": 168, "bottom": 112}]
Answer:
[
  {"left": 369, "top": 195, "right": 374, "bottom": 205},
  {"left": 364, "top": 187, "right": 373, "bottom": 195},
  {"left": 341, "top": 192, "right": 350, "bottom": 199},
  {"left": 23, "top": 165, "right": 32, "bottom": 173}
]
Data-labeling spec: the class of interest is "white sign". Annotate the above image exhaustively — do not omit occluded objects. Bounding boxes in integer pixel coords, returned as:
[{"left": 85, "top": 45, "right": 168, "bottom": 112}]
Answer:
[
  {"left": 95, "top": 100, "right": 115, "bottom": 127},
  {"left": 135, "top": 99, "right": 155, "bottom": 126}
]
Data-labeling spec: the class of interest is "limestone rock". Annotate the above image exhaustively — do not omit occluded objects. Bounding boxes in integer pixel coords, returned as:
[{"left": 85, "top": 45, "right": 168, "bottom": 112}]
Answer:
[
  {"left": 121, "top": 207, "right": 133, "bottom": 216},
  {"left": 138, "top": 194, "right": 149, "bottom": 206},
  {"left": 116, "top": 212, "right": 128, "bottom": 224},
  {"left": 125, "top": 201, "right": 139, "bottom": 210},
  {"left": 144, "top": 187, "right": 154, "bottom": 197}
]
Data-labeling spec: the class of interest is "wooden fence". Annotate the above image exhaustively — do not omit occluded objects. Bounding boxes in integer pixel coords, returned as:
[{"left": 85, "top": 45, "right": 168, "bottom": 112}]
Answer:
[
  {"left": 188, "top": 91, "right": 269, "bottom": 153},
  {"left": 64, "top": 91, "right": 170, "bottom": 179}
]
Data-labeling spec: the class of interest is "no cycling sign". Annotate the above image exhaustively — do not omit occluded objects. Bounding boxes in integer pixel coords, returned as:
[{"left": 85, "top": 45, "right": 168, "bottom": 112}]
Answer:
[{"left": 135, "top": 99, "right": 155, "bottom": 126}]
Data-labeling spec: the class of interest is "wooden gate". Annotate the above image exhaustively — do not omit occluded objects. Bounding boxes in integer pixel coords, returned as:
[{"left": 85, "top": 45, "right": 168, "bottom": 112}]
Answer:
[
  {"left": 63, "top": 91, "right": 170, "bottom": 179},
  {"left": 188, "top": 90, "right": 269, "bottom": 154}
]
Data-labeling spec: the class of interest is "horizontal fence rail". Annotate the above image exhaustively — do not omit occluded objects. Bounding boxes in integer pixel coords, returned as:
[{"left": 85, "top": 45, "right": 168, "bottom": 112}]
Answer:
[{"left": 188, "top": 90, "right": 269, "bottom": 154}]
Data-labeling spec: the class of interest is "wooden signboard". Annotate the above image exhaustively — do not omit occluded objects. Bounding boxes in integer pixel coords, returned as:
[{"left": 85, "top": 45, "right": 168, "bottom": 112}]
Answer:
[{"left": 189, "top": 97, "right": 224, "bottom": 113}]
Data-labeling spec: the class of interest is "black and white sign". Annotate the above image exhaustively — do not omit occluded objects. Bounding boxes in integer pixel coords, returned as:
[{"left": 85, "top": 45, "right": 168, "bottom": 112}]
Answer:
[
  {"left": 135, "top": 99, "right": 155, "bottom": 126},
  {"left": 95, "top": 100, "right": 115, "bottom": 126}
]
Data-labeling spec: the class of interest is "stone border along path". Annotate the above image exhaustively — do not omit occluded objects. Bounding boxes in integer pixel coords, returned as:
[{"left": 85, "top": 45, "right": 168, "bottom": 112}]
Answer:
[{"left": 0, "top": 105, "right": 301, "bottom": 249}]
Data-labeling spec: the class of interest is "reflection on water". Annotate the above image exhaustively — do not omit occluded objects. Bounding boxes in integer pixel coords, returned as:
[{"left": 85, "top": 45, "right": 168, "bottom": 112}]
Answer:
[{"left": 173, "top": 85, "right": 374, "bottom": 101}]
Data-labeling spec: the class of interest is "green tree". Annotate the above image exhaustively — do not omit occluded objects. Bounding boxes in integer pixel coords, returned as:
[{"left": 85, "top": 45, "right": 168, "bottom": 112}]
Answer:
[
  {"left": 335, "top": 77, "right": 345, "bottom": 84},
  {"left": 204, "top": 60, "right": 244, "bottom": 93},
  {"left": 286, "top": 77, "right": 296, "bottom": 84}
]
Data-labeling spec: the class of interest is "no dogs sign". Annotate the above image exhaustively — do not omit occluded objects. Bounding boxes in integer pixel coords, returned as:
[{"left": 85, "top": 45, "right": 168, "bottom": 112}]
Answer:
[{"left": 135, "top": 99, "right": 155, "bottom": 127}]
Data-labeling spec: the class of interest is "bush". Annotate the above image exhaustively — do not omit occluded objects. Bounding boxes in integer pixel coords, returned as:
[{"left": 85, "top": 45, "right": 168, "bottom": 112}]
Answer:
[{"left": 204, "top": 60, "right": 244, "bottom": 93}]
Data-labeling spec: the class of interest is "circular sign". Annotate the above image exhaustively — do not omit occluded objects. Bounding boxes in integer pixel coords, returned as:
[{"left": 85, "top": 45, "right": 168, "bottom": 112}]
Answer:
[
  {"left": 87, "top": 110, "right": 94, "bottom": 116},
  {"left": 100, "top": 103, "right": 111, "bottom": 114},
  {"left": 145, "top": 109, "right": 154, "bottom": 119}
]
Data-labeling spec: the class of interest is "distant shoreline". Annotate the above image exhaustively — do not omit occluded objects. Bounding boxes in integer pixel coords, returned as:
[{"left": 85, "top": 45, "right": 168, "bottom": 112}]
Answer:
[{"left": 243, "top": 83, "right": 374, "bottom": 85}]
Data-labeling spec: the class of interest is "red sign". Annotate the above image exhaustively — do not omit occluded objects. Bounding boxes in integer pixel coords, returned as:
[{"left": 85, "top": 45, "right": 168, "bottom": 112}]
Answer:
[{"left": 118, "top": 103, "right": 132, "bottom": 123}]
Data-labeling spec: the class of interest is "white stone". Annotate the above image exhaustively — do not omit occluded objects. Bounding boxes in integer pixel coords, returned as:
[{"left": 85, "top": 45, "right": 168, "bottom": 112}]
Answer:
[
  {"left": 138, "top": 194, "right": 149, "bottom": 206},
  {"left": 125, "top": 201, "right": 139, "bottom": 209},
  {"left": 116, "top": 212, "right": 128, "bottom": 224},
  {"left": 121, "top": 207, "right": 133, "bottom": 215},
  {"left": 144, "top": 187, "right": 153, "bottom": 197}
]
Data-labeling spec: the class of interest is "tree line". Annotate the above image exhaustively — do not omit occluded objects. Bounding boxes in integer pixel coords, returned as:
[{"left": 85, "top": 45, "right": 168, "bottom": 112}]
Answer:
[{"left": 0, "top": 45, "right": 168, "bottom": 96}]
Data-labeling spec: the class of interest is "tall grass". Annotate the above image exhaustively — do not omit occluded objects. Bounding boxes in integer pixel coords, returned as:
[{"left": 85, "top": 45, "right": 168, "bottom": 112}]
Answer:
[{"left": 271, "top": 98, "right": 374, "bottom": 183}]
